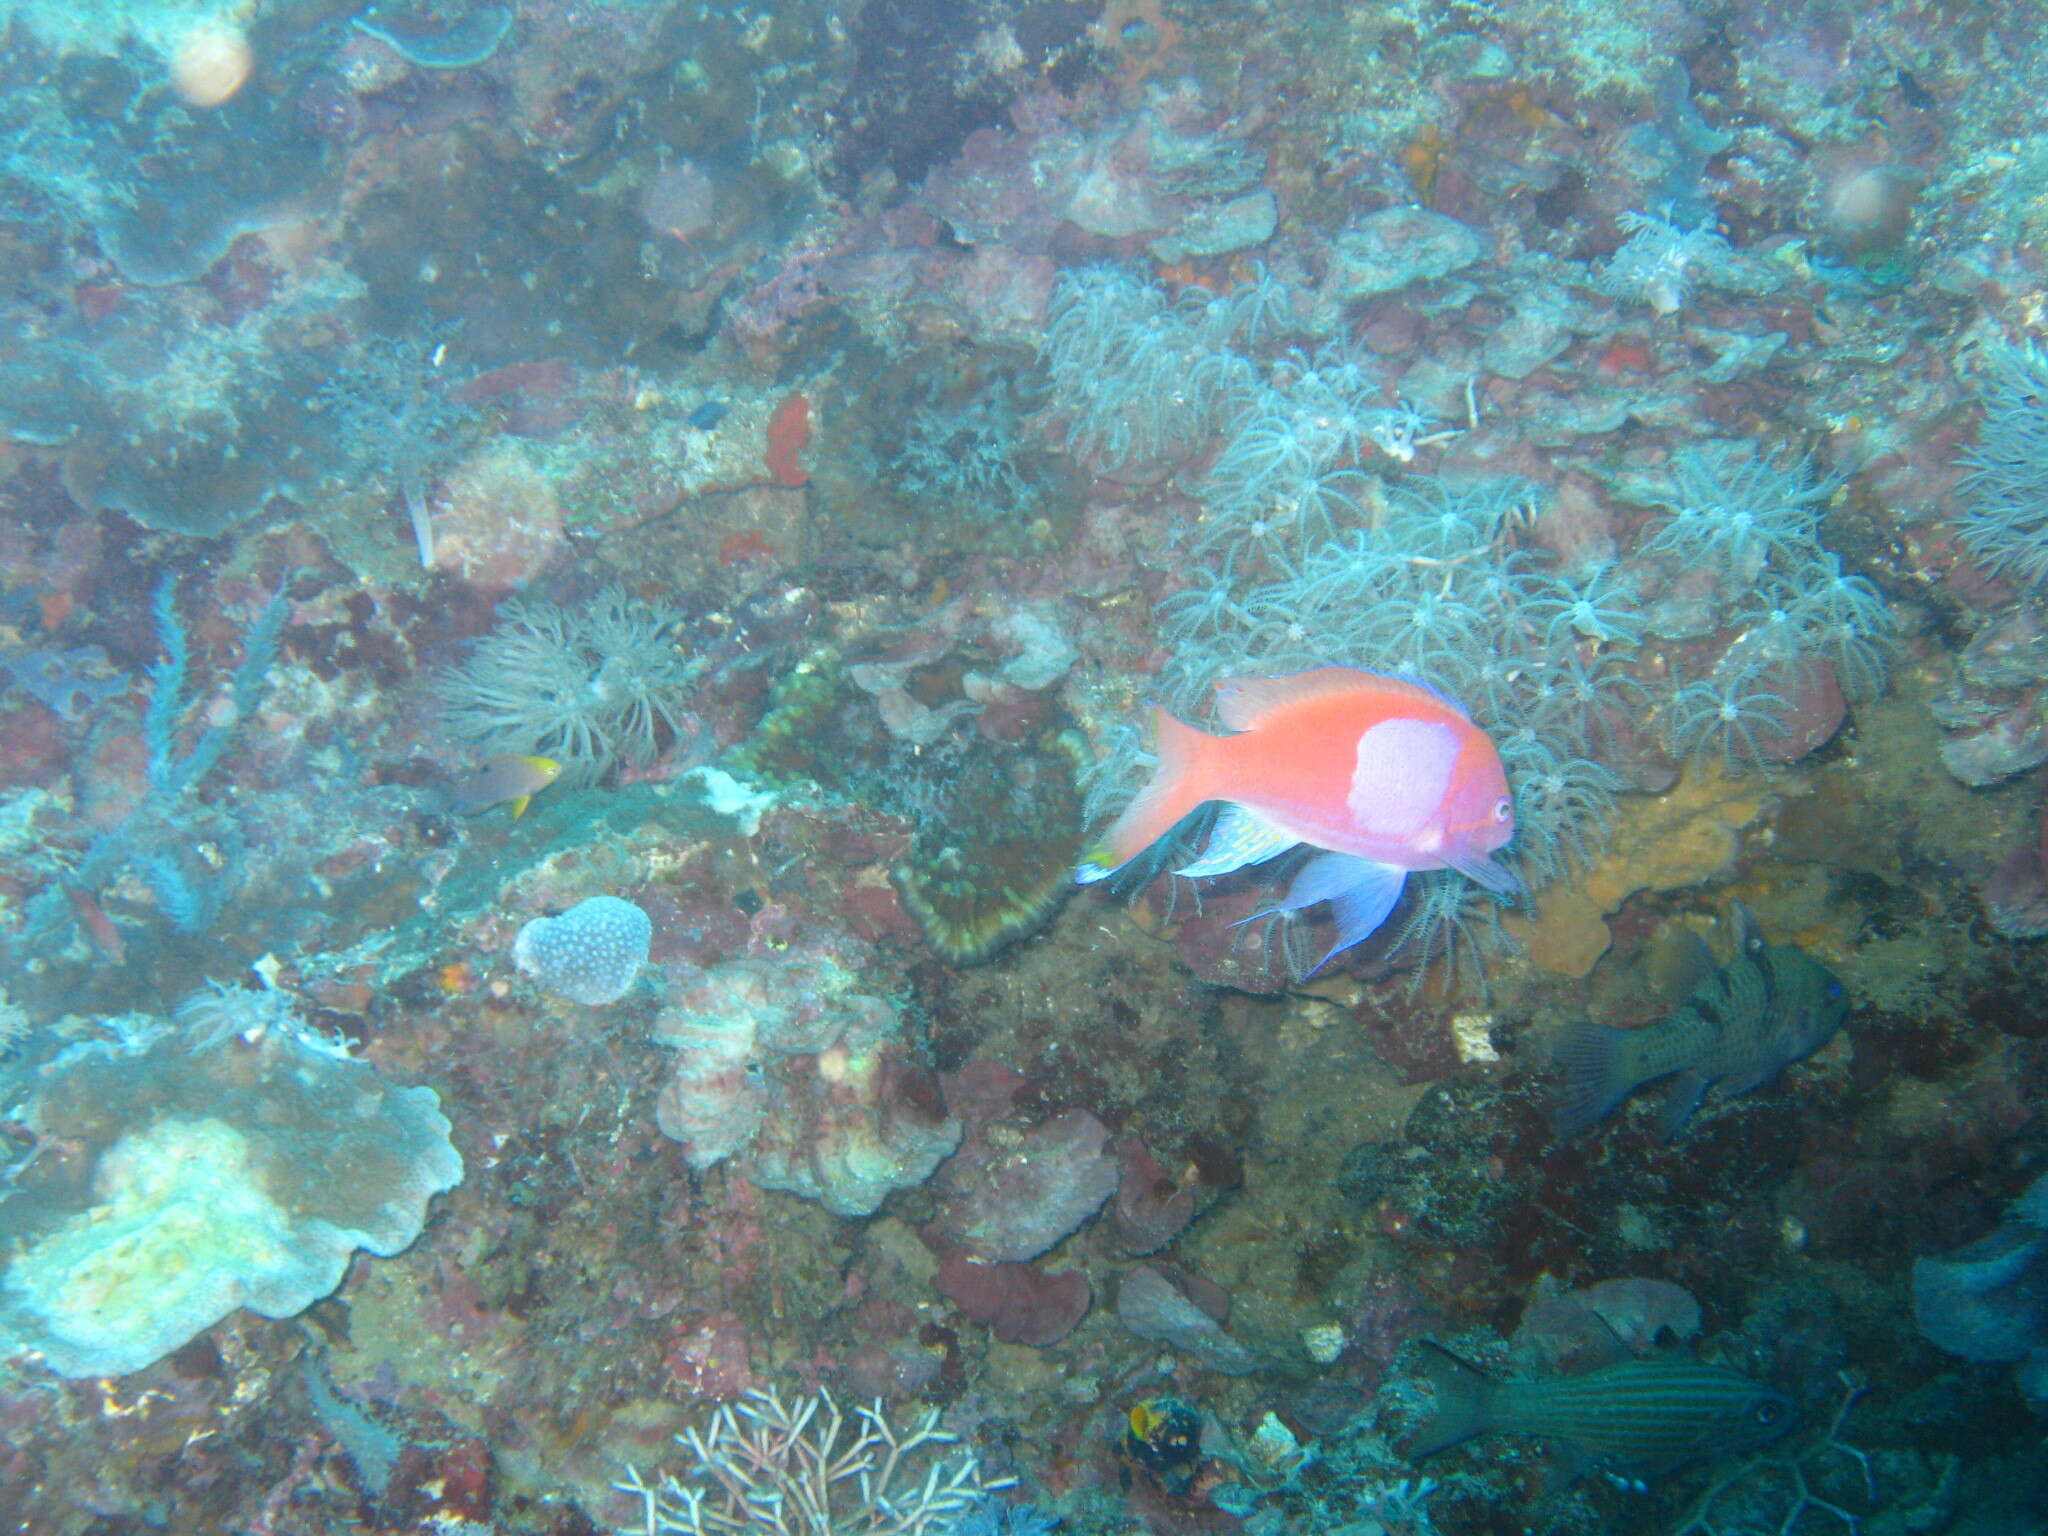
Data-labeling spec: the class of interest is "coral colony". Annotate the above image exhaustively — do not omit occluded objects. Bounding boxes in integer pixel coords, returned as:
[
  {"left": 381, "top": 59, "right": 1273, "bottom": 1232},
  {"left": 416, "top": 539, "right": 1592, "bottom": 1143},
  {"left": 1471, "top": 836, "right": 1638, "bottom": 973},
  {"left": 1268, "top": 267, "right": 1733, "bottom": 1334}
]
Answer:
[{"left": 3, "top": 3, "right": 2048, "bottom": 1536}]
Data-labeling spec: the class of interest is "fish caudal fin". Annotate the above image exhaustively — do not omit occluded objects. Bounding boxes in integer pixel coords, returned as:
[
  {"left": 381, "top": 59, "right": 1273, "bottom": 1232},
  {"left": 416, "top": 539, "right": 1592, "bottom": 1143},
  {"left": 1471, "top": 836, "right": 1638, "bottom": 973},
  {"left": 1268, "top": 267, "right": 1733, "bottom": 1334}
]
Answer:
[
  {"left": 1076, "top": 707, "right": 1218, "bottom": 884},
  {"left": 1409, "top": 1340, "right": 1496, "bottom": 1460},
  {"left": 1552, "top": 1021, "right": 1634, "bottom": 1138}
]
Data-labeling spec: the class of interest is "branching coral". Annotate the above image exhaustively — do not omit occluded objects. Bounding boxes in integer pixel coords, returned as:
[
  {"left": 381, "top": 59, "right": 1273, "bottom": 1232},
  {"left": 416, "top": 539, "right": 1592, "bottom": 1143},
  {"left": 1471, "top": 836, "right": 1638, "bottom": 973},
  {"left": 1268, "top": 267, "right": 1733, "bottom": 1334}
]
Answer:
[
  {"left": 1595, "top": 208, "right": 1732, "bottom": 314},
  {"left": 1662, "top": 669, "right": 1795, "bottom": 767},
  {"left": 1640, "top": 444, "right": 1834, "bottom": 590},
  {"left": 1041, "top": 265, "right": 1259, "bottom": 467},
  {"left": 1953, "top": 340, "right": 2048, "bottom": 585},
  {"left": 612, "top": 1387, "right": 1013, "bottom": 1536},
  {"left": 438, "top": 587, "right": 697, "bottom": 786},
  {"left": 47, "top": 576, "right": 288, "bottom": 938}
]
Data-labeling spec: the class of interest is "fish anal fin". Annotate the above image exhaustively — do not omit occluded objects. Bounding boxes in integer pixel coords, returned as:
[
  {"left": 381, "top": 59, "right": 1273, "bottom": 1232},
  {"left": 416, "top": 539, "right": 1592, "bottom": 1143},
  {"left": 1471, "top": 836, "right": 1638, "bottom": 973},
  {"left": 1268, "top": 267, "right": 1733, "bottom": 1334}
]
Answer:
[
  {"left": 1312, "top": 864, "right": 1408, "bottom": 973},
  {"left": 1715, "top": 1062, "right": 1782, "bottom": 1099},
  {"left": 1175, "top": 804, "right": 1297, "bottom": 879},
  {"left": 1239, "top": 852, "right": 1407, "bottom": 974}
]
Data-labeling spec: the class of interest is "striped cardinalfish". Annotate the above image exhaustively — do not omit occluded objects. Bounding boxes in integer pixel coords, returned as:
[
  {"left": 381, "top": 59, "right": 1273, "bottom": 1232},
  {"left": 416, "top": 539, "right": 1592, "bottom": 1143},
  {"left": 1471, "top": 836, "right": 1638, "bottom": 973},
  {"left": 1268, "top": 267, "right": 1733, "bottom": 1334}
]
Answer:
[{"left": 1410, "top": 1341, "right": 1797, "bottom": 1478}]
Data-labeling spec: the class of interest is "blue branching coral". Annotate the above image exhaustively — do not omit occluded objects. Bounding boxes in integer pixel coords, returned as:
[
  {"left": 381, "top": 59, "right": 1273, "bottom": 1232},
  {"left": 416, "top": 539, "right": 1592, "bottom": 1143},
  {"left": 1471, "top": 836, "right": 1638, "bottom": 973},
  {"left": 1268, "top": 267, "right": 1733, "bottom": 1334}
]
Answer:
[
  {"left": 146, "top": 575, "right": 290, "bottom": 803},
  {"left": 46, "top": 576, "right": 291, "bottom": 937}
]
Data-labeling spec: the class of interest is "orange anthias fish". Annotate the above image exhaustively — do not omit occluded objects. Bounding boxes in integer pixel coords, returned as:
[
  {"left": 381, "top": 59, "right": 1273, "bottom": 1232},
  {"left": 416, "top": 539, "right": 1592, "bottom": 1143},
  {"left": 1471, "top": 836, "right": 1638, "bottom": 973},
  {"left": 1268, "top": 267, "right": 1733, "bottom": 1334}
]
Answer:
[
  {"left": 446, "top": 754, "right": 562, "bottom": 819},
  {"left": 1076, "top": 667, "right": 1516, "bottom": 971}
]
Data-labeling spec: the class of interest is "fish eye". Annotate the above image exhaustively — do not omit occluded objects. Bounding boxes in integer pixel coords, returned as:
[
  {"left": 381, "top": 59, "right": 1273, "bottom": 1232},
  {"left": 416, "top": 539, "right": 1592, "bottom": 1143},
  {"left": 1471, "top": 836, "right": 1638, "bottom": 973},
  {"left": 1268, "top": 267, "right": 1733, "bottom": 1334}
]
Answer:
[
  {"left": 1755, "top": 1402, "right": 1783, "bottom": 1424},
  {"left": 1493, "top": 796, "right": 1513, "bottom": 822}
]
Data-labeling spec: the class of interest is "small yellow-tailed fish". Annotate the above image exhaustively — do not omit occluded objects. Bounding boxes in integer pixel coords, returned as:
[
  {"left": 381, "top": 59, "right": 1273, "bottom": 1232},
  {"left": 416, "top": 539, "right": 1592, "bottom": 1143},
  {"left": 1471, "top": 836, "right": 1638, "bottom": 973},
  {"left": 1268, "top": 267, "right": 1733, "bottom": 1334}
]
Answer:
[{"left": 446, "top": 754, "right": 561, "bottom": 819}]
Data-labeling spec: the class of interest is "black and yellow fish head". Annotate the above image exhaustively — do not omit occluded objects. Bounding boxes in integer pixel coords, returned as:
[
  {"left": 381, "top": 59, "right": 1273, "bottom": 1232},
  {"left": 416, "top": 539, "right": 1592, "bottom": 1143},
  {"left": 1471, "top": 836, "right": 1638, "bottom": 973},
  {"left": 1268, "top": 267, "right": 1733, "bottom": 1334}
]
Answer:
[{"left": 1122, "top": 1396, "right": 1203, "bottom": 1484}]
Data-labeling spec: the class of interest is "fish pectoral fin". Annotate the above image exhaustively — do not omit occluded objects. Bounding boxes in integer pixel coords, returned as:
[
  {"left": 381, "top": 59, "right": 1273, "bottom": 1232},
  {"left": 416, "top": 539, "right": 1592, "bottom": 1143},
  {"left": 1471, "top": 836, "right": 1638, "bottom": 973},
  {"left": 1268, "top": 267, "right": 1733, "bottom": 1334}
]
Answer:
[
  {"left": 1174, "top": 804, "right": 1297, "bottom": 879},
  {"left": 1445, "top": 848, "right": 1518, "bottom": 896},
  {"left": 509, "top": 795, "right": 532, "bottom": 820},
  {"left": 1655, "top": 928, "right": 1721, "bottom": 1001},
  {"left": 1074, "top": 846, "right": 1119, "bottom": 885}
]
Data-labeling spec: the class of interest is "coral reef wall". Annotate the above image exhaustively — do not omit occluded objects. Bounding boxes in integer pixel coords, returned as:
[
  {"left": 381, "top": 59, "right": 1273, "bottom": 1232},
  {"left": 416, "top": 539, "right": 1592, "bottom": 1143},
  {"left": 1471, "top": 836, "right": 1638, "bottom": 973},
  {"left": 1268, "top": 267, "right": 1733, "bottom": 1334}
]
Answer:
[{"left": 2, "top": 1, "right": 2047, "bottom": 1534}]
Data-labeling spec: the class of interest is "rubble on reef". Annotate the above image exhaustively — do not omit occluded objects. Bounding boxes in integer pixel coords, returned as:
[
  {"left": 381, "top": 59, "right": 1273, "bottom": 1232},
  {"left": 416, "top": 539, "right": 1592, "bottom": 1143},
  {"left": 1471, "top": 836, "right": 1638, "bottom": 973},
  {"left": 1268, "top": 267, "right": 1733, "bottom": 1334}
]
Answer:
[{"left": 2, "top": 1, "right": 2048, "bottom": 1534}]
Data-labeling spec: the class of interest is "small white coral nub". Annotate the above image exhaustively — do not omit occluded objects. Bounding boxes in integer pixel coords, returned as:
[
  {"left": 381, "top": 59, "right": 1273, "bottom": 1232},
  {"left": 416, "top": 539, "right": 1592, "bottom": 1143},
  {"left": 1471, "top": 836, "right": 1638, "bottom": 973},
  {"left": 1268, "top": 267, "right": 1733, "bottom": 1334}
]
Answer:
[{"left": 514, "top": 895, "right": 653, "bottom": 1005}]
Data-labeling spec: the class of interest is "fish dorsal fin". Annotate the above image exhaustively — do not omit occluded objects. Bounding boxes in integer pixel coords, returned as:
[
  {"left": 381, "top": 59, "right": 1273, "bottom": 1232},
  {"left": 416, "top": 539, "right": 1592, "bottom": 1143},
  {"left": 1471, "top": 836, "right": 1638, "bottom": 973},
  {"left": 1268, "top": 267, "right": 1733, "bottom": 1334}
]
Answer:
[
  {"left": 1730, "top": 902, "right": 1767, "bottom": 959},
  {"left": 1212, "top": 667, "right": 1449, "bottom": 731},
  {"left": 1350, "top": 716, "right": 1461, "bottom": 839},
  {"left": 1648, "top": 924, "right": 1719, "bottom": 1002},
  {"left": 1581, "top": 1308, "right": 1637, "bottom": 1369}
]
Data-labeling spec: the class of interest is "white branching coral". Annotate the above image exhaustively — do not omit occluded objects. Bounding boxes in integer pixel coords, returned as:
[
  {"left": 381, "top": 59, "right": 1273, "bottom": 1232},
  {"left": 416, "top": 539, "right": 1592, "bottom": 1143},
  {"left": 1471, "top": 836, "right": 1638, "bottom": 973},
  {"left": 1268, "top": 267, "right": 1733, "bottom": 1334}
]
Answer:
[
  {"left": 613, "top": 1387, "right": 1014, "bottom": 1536},
  {"left": 1596, "top": 209, "right": 1732, "bottom": 315}
]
